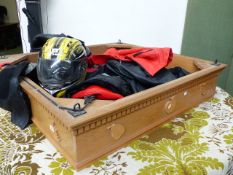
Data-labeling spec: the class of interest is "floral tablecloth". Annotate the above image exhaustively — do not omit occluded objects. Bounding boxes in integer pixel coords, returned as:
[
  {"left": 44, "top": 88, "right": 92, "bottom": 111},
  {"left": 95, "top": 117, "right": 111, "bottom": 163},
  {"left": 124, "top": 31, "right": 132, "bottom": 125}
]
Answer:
[{"left": 0, "top": 87, "right": 233, "bottom": 175}]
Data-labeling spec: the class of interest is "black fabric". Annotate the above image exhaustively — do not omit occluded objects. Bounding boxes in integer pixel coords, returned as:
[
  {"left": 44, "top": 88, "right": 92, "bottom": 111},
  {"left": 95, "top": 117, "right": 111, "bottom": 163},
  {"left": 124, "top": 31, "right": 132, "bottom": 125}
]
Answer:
[
  {"left": 65, "top": 73, "right": 132, "bottom": 97},
  {"left": 169, "top": 67, "right": 190, "bottom": 78},
  {"left": 64, "top": 60, "right": 189, "bottom": 97},
  {"left": 0, "top": 61, "right": 32, "bottom": 129},
  {"left": 23, "top": 0, "right": 43, "bottom": 45},
  {"left": 0, "top": 6, "right": 7, "bottom": 24}
]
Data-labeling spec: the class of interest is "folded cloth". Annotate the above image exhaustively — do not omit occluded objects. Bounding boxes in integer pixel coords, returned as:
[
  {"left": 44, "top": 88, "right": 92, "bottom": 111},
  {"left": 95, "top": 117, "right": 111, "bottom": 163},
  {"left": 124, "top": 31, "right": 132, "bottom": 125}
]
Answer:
[
  {"left": 0, "top": 62, "right": 11, "bottom": 69},
  {"left": 88, "top": 47, "right": 173, "bottom": 76},
  {"left": 0, "top": 61, "right": 32, "bottom": 129},
  {"left": 72, "top": 85, "right": 124, "bottom": 100},
  {"left": 64, "top": 60, "right": 189, "bottom": 99},
  {"left": 65, "top": 71, "right": 132, "bottom": 98}
]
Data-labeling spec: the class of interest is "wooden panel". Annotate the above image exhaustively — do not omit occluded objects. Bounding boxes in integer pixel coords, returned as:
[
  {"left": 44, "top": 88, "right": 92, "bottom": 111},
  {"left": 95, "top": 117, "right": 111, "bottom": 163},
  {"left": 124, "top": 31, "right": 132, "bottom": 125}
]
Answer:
[{"left": 181, "top": 0, "right": 233, "bottom": 95}]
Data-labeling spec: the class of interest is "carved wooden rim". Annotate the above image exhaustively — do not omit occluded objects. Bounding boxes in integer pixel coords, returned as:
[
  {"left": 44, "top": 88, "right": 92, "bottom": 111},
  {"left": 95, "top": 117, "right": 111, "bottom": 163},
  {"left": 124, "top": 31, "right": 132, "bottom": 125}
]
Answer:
[{"left": 73, "top": 73, "right": 217, "bottom": 135}]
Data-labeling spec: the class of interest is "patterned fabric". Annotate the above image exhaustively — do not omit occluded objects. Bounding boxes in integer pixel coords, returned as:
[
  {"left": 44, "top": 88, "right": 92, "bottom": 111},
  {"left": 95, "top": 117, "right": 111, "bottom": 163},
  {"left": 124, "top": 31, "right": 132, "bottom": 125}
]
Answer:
[{"left": 0, "top": 87, "right": 233, "bottom": 175}]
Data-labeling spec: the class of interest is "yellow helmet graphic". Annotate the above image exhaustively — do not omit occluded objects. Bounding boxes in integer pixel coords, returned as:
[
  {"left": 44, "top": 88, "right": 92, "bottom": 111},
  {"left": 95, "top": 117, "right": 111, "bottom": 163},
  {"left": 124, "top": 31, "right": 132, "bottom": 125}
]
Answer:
[
  {"left": 41, "top": 37, "right": 87, "bottom": 60},
  {"left": 37, "top": 37, "right": 89, "bottom": 96}
]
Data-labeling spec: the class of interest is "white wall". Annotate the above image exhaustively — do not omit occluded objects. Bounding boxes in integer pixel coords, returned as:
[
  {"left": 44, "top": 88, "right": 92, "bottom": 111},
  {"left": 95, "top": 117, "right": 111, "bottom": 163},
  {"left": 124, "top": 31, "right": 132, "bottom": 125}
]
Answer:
[
  {"left": 0, "top": 0, "right": 18, "bottom": 23},
  {"left": 15, "top": 0, "right": 31, "bottom": 53},
  {"left": 41, "top": 0, "right": 188, "bottom": 53}
]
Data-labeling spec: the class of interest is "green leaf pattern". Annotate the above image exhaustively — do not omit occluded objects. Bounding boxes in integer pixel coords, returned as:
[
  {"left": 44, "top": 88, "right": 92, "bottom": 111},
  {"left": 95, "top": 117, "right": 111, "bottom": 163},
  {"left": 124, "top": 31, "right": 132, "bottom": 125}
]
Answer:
[
  {"left": 129, "top": 139, "right": 223, "bottom": 175},
  {"left": 0, "top": 87, "right": 232, "bottom": 175},
  {"left": 127, "top": 89, "right": 232, "bottom": 175}
]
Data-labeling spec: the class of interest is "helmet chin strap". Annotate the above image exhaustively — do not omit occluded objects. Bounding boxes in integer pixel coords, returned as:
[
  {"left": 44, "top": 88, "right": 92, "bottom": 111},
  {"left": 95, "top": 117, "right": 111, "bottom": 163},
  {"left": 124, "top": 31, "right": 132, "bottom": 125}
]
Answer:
[
  {"left": 59, "top": 95, "right": 96, "bottom": 117},
  {"left": 24, "top": 78, "right": 95, "bottom": 117}
]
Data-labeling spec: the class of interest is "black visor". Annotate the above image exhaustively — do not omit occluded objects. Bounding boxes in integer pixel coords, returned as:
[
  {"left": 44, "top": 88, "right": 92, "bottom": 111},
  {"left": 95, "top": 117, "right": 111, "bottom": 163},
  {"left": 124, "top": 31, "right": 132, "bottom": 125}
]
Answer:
[{"left": 37, "top": 57, "right": 87, "bottom": 90}]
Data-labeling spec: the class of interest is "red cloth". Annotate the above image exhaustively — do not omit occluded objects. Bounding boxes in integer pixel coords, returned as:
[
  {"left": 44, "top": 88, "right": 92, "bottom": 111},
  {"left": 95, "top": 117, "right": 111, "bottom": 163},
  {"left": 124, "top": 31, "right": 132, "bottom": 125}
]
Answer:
[
  {"left": 88, "top": 47, "right": 173, "bottom": 76},
  {"left": 0, "top": 62, "right": 10, "bottom": 69},
  {"left": 71, "top": 85, "right": 124, "bottom": 100}
]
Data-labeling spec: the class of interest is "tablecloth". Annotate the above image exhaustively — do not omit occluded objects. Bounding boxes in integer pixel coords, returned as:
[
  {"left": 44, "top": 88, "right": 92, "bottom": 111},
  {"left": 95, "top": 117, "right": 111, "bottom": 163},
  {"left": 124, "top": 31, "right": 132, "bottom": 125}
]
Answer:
[{"left": 0, "top": 87, "right": 233, "bottom": 175}]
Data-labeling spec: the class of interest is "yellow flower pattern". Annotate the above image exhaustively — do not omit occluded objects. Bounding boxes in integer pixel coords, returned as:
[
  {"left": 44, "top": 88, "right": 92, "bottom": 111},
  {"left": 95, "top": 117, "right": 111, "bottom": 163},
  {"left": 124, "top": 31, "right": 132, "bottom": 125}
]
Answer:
[{"left": 49, "top": 157, "right": 74, "bottom": 175}]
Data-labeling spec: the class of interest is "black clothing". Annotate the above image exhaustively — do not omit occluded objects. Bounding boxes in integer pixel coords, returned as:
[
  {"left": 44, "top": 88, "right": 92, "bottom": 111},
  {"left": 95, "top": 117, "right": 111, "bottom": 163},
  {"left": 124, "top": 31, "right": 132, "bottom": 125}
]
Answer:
[
  {"left": 0, "top": 62, "right": 32, "bottom": 129},
  {"left": 64, "top": 60, "right": 189, "bottom": 97}
]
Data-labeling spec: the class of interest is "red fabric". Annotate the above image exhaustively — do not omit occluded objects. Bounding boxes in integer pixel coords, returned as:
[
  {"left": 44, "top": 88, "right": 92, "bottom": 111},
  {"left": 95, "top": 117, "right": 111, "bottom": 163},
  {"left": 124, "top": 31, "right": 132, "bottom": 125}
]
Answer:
[
  {"left": 71, "top": 85, "right": 124, "bottom": 100},
  {"left": 0, "top": 62, "right": 10, "bottom": 69},
  {"left": 89, "top": 47, "right": 173, "bottom": 76},
  {"left": 76, "top": 47, "right": 173, "bottom": 100}
]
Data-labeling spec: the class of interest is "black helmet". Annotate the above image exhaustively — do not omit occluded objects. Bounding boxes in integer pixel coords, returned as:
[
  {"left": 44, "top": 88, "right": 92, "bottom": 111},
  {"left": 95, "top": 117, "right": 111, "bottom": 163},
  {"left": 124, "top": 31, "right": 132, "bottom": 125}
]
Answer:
[{"left": 37, "top": 37, "right": 89, "bottom": 96}]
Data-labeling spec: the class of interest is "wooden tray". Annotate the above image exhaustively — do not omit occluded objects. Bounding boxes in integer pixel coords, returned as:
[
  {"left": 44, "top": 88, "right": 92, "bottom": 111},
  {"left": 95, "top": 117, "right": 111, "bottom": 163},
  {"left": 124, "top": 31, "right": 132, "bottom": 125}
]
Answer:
[{"left": 2, "top": 43, "right": 226, "bottom": 170}]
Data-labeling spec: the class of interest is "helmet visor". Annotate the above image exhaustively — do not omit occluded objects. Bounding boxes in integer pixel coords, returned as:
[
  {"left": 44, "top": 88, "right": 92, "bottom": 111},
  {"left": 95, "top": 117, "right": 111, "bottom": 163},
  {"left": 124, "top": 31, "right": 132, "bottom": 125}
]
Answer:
[{"left": 37, "top": 57, "right": 87, "bottom": 90}]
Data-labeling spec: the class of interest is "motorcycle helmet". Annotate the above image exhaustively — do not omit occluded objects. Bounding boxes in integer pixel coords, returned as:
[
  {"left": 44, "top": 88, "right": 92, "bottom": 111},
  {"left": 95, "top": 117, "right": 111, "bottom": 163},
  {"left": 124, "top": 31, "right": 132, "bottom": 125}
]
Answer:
[{"left": 37, "top": 37, "right": 89, "bottom": 96}]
